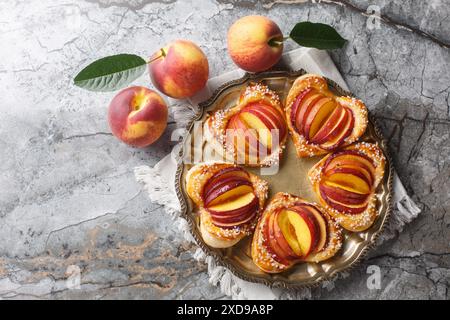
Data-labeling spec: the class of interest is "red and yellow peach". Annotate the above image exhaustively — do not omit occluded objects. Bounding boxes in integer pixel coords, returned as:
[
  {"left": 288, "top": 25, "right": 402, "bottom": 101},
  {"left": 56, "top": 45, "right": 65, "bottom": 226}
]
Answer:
[
  {"left": 149, "top": 39, "right": 209, "bottom": 99},
  {"left": 108, "top": 86, "right": 168, "bottom": 147},
  {"left": 227, "top": 15, "right": 284, "bottom": 72}
]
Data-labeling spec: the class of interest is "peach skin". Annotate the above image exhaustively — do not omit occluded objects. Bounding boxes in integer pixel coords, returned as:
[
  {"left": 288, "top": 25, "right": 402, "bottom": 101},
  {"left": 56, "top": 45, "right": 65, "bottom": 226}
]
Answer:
[
  {"left": 108, "top": 86, "right": 168, "bottom": 147},
  {"left": 227, "top": 15, "right": 283, "bottom": 72},
  {"left": 149, "top": 40, "right": 209, "bottom": 99}
]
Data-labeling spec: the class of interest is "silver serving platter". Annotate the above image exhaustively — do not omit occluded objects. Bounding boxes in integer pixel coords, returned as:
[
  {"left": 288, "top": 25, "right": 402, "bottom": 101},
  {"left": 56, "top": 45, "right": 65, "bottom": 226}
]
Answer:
[{"left": 175, "top": 69, "right": 393, "bottom": 289}]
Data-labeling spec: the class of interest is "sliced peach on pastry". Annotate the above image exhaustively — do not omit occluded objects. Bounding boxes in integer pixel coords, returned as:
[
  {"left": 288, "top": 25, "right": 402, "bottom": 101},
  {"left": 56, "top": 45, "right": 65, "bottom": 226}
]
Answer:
[
  {"left": 320, "top": 184, "right": 368, "bottom": 205},
  {"left": 272, "top": 211, "right": 299, "bottom": 259},
  {"left": 324, "top": 166, "right": 373, "bottom": 187},
  {"left": 240, "top": 111, "right": 268, "bottom": 130},
  {"left": 209, "top": 195, "right": 258, "bottom": 227},
  {"left": 243, "top": 103, "right": 285, "bottom": 128},
  {"left": 226, "top": 116, "right": 251, "bottom": 159},
  {"left": 208, "top": 196, "right": 257, "bottom": 218},
  {"left": 288, "top": 209, "right": 318, "bottom": 257},
  {"left": 226, "top": 113, "right": 239, "bottom": 130},
  {"left": 322, "top": 197, "right": 368, "bottom": 215},
  {"left": 325, "top": 151, "right": 375, "bottom": 175},
  {"left": 227, "top": 113, "right": 249, "bottom": 137},
  {"left": 290, "top": 88, "right": 312, "bottom": 127},
  {"left": 225, "top": 115, "right": 242, "bottom": 146},
  {"left": 244, "top": 104, "right": 286, "bottom": 141},
  {"left": 302, "top": 205, "right": 328, "bottom": 253},
  {"left": 240, "top": 109, "right": 280, "bottom": 150},
  {"left": 209, "top": 193, "right": 258, "bottom": 213},
  {"left": 295, "top": 93, "right": 323, "bottom": 135},
  {"left": 319, "top": 187, "right": 368, "bottom": 214},
  {"left": 311, "top": 106, "right": 346, "bottom": 145},
  {"left": 303, "top": 97, "right": 336, "bottom": 140},
  {"left": 203, "top": 174, "right": 249, "bottom": 196},
  {"left": 224, "top": 98, "right": 287, "bottom": 165},
  {"left": 227, "top": 114, "right": 266, "bottom": 163},
  {"left": 241, "top": 129, "right": 266, "bottom": 164},
  {"left": 277, "top": 210, "right": 303, "bottom": 256},
  {"left": 211, "top": 211, "right": 256, "bottom": 228},
  {"left": 202, "top": 166, "right": 247, "bottom": 192},
  {"left": 318, "top": 149, "right": 379, "bottom": 214},
  {"left": 247, "top": 135, "right": 264, "bottom": 164},
  {"left": 326, "top": 196, "right": 369, "bottom": 209},
  {"left": 265, "top": 212, "right": 294, "bottom": 265},
  {"left": 207, "top": 166, "right": 249, "bottom": 183},
  {"left": 279, "top": 208, "right": 319, "bottom": 257},
  {"left": 325, "top": 173, "right": 370, "bottom": 195},
  {"left": 319, "top": 108, "right": 354, "bottom": 150},
  {"left": 203, "top": 171, "right": 251, "bottom": 196},
  {"left": 257, "top": 104, "right": 286, "bottom": 131},
  {"left": 323, "top": 157, "right": 372, "bottom": 176},
  {"left": 208, "top": 191, "right": 255, "bottom": 212},
  {"left": 203, "top": 177, "right": 251, "bottom": 206}
]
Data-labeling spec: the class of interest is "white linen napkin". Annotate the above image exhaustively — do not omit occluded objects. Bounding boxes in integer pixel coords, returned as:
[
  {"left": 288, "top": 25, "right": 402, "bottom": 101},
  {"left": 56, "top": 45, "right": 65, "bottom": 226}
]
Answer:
[{"left": 135, "top": 47, "right": 421, "bottom": 299}]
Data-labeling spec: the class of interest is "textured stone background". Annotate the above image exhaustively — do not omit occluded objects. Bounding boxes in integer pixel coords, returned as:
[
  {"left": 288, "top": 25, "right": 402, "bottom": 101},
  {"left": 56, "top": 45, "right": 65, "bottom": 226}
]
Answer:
[{"left": 0, "top": 0, "right": 448, "bottom": 299}]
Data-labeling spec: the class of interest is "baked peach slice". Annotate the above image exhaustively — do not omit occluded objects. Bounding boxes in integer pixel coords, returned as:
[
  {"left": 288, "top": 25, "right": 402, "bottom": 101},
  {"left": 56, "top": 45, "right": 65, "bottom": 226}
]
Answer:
[
  {"left": 277, "top": 210, "right": 303, "bottom": 257},
  {"left": 208, "top": 193, "right": 259, "bottom": 227},
  {"left": 278, "top": 208, "right": 319, "bottom": 257},
  {"left": 303, "top": 97, "right": 336, "bottom": 140},
  {"left": 304, "top": 205, "right": 328, "bottom": 253},
  {"left": 186, "top": 163, "right": 268, "bottom": 248},
  {"left": 204, "top": 181, "right": 253, "bottom": 206},
  {"left": 205, "top": 83, "right": 288, "bottom": 167},
  {"left": 308, "top": 142, "right": 386, "bottom": 232},
  {"left": 251, "top": 193, "right": 343, "bottom": 273},
  {"left": 285, "top": 74, "right": 368, "bottom": 157},
  {"left": 227, "top": 100, "right": 287, "bottom": 163},
  {"left": 265, "top": 211, "right": 296, "bottom": 265},
  {"left": 311, "top": 105, "right": 345, "bottom": 143}
]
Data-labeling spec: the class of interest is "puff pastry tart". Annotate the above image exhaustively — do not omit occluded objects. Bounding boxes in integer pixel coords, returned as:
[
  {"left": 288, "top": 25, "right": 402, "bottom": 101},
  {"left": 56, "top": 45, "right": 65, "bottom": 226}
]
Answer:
[
  {"left": 285, "top": 74, "right": 368, "bottom": 157},
  {"left": 186, "top": 163, "right": 269, "bottom": 248},
  {"left": 205, "top": 83, "right": 288, "bottom": 167},
  {"left": 251, "top": 192, "right": 343, "bottom": 273},
  {"left": 308, "top": 142, "right": 386, "bottom": 232}
]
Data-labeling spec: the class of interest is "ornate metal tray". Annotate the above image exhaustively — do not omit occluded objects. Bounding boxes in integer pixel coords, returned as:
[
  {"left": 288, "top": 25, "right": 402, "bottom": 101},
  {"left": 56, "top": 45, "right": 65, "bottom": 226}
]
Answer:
[{"left": 175, "top": 69, "right": 393, "bottom": 289}]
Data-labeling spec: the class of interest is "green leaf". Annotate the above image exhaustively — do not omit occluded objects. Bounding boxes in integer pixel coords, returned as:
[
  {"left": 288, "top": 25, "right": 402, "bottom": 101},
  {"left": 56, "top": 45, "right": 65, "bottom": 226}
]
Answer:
[
  {"left": 289, "top": 22, "right": 347, "bottom": 50},
  {"left": 74, "top": 54, "right": 147, "bottom": 92}
]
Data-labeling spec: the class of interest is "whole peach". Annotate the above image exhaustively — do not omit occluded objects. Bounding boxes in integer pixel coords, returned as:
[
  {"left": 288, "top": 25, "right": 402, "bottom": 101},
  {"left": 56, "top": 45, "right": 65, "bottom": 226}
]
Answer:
[
  {"left": 227, "top": 15, "right": 284, "bottom": 72},
  {"left": 108, "top": 86, "right": 168, "bottom": 147},
  {"left": 149, "top": 40, "right": 209, "bottom": 99}
]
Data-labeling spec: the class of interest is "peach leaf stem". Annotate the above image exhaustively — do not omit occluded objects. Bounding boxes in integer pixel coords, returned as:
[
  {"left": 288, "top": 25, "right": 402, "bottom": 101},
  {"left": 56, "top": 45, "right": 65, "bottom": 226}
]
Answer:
[{"left": 147, "top": 48, "right": 166, "bottom": 64}]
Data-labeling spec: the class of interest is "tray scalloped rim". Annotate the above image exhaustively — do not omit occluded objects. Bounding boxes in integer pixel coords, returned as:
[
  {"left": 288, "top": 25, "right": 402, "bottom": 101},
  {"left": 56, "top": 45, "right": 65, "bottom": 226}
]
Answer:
[{"left": 174, "top": 69, "right": 394, "bottom": 289}]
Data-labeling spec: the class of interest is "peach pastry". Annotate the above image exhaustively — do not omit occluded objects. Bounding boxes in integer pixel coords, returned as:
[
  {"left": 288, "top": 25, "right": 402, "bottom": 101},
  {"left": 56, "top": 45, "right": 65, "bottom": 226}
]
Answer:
[
  {"left": 186, "top": 163, "right": 269, "bottom": 248},
  {"left": 205, "top": 83, "right": 288, "bottom": 167},
  {"left": 285, "top": 74, "right": 368, "bottom": 157},
  {"left": 308, "top": 142, "right": 386, "bottom": 232},
  {"left": 251, "top": 192, "right": 343, "bottom": 273}
]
